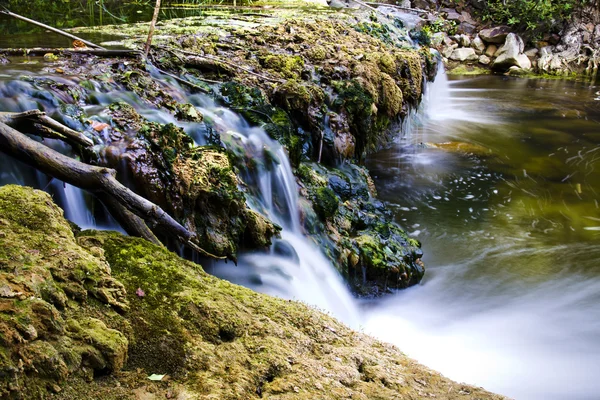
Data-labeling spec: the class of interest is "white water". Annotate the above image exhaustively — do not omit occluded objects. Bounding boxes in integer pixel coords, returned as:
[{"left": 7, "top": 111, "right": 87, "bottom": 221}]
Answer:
[
  {"left": 362, "top": 70, "right": 600, "bottom": 400},
  {"left": 188, "top": 95, "right": 360, "bottom": 327}
]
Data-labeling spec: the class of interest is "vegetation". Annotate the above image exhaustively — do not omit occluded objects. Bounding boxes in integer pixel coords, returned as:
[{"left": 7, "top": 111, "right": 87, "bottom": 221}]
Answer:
[
  {"left": 472, "top": 0, "right": 599, "bottom": 35},
  {"left": 0, "top": 186, "right": 505, "bottom": 400}
]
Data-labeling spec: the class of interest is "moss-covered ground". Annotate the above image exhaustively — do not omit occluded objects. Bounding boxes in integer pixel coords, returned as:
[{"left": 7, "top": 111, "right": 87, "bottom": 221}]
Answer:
[{"left": 0, "top": 186, "right": 506, "bottom": 399}]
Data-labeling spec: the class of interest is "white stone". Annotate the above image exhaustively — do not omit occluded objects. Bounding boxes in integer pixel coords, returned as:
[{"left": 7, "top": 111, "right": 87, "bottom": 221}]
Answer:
[
  {"left": 495, "top": 33, "right": 524, "bottom": 58},
  {"left": 472, "top": 36, "right": 486, "bottom": 53},
  {"left": 478, "top": 55, "right": 491, "bottom": 65},
  {"left": 449, "top": 47, "right": 478, "bottom": 61},
  {"left": 524, "top": 48, "right": 539, "bottom": 57},
  {"left": 516, "top": 54, "right": 532, "bottom": 69}
]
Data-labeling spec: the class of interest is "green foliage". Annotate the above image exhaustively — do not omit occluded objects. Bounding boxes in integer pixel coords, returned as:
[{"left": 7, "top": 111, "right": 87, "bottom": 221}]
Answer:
[
  {"left": 475, "top": 0, "right": 581, "bottom": 34},
  {"left": 354, "top": 21, "right": 395, "bottom": 45},
  {"left": 421, "top": 17, "right": 458, "bottom": 36}
]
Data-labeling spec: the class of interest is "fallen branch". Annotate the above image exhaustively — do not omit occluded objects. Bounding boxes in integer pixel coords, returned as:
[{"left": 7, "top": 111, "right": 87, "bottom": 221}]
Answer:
[
  {"left": 0, "top": 120, "right": 226, "bottom": 260},
  {"left": 155, "top": 67, "right": 212, "bottom": 94},
  {"left": 95, "top": 192, "right": 163, "bottom": 246},
  {"left": 170, "top": 48, "right": 285, "bottom": 83},
  {"left": 0, "top": 110, "right": 93, "bottom": 148},
  {"left": 365, "top": 2, "right": 431, "bottom": 14},
  {"left": 352, "top": 0, "right": 390, "bottom": 17},
  {"left": 0, "top": 48, "right": 141, "bottom": 57},
  {"left": 0, "top": 9, "right": 105, "bottom": 50}
]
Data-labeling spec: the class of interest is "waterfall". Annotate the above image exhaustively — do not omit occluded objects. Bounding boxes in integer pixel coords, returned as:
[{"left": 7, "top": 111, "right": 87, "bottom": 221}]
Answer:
[
  {"left": 189, "top": 95, "right": 360, "bottom": 327},
  {"left": 0, "top": 65, "right": 360, "bottom": 327}
]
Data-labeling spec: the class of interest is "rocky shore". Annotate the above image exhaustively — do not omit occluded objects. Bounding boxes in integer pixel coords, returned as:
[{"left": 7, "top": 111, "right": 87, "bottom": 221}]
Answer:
[{"left": 344, "top": 0, "right": 600, "bottom": 77}]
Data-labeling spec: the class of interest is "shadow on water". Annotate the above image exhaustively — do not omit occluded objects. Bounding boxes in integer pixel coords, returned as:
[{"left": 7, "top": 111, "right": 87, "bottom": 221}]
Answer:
[{"left": 364, "top": 73, "right": 600, "bottom": 399}]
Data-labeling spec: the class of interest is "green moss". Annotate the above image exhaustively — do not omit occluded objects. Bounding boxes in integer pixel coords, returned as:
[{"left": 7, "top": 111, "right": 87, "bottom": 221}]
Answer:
[
  {"left": 447, "top": 64, "right": 492, "bottom": 76},
  {"left": 306, "top": 45, "right": 328, "bottom": 62},
  {"left": 261, "top": 54, "right": 305, "bottom": 79},
  {"left": 378, "top": 54, "right": 397, "bottom": 75},
  {"left": 380, "top": 73, "right": 403, "bottom": 117},
  {"left": 314, "top": 187, "right": 339, "bottom": 220},
  {"left": 0, "top": 187, "right": 500, "bottom": 400}
]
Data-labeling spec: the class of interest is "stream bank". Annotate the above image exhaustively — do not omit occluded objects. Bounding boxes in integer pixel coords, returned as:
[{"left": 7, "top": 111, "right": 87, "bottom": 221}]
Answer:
[{"left": 0, "top": 184, "right": 507, "bottom": 400}]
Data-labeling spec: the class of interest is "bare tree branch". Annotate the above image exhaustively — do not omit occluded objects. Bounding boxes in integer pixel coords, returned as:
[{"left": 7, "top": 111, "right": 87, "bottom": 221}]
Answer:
[
  {"left": 0, "top": 9, "right": 105, "bottom": 49},
  {"left": 144, "top": 0, "right": 162, "bottom": 58}
]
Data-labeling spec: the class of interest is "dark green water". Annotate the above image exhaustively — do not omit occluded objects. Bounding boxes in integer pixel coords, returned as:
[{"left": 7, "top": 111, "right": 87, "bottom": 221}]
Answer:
[{"left": 364, "top": 73, "right": 600, "bottom": 400}]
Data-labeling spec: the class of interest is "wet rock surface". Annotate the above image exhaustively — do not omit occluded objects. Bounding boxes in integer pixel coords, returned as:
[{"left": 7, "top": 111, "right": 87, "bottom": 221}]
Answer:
[{"left": 0, "top": 186, "right": 506, "bottom": 400}]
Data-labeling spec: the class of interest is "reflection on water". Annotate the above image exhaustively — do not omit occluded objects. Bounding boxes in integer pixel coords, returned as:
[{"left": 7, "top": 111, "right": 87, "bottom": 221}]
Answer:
[{"left": 364, "top": 75, "right": 600, "bottom": 399}]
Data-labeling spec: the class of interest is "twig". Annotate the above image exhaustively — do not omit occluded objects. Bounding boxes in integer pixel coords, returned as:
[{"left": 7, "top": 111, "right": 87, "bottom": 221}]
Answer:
[
  {"left": 0, "top": 48, "right": 141, "bottom": 57},
  {"left": 352, "top": 0, "right": 390, "bottom": 17},
  {"left": 155, "top": 67, "right": 212, "bottom": 93},
  {"left": 144, "top": 0, "right": 162, "bottom": 58},
  {"left": 170, "top": 48, "right": 285, "bottom": 83},
  {"left": 0, "top": 9, "right": 105, "bottom": 50}
]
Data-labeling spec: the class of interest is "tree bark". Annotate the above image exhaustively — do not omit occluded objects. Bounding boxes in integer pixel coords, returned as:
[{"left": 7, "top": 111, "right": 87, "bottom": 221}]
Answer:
[
  {"left": 144, "top": 0, "right": 162, "bottom": 58},
  {"left": 0, "top": 120, "right": 227, "bottom": 257}
]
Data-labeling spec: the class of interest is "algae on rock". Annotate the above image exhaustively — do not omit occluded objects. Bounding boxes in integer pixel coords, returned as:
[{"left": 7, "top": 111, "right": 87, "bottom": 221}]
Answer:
[{"left": 0, "top": 186, "right": 505, "bottom": 400}]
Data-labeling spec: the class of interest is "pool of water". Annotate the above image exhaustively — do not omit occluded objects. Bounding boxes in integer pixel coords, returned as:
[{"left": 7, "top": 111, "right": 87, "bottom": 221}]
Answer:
[{"left": 364, "top": 74, "right": 600, "bottom": 400}]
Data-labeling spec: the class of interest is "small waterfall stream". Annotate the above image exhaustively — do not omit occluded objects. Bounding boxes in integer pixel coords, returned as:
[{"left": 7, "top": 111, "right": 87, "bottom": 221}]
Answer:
[
  {"left": 364, "top": 71, "right": 600, "bottom": 400},
  {"left": 6, "top": 58, "right": 600, "bottom": 399},
  {"left": 0, "top": 63, "right": 360, "bottom": 327}
]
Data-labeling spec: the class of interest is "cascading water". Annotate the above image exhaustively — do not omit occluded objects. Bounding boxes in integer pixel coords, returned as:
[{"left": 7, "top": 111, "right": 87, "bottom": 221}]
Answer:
[
  {"left": 189, "top": 96, "right": 360, "bottom": 327},
  {"left": 364, "top": 70, "right": 600, "bottom": 400},
  {"left": 0, "top": 62, "right": 360, "bottom": 327}
]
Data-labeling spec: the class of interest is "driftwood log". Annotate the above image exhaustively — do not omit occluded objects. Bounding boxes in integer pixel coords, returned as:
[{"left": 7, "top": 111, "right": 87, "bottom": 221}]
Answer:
[{"left": 0, "top": 112, "right": 226, "bottom": 259}]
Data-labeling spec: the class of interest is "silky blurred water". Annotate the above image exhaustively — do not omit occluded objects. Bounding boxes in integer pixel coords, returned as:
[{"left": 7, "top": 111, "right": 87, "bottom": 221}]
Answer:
[{"left": 364, "top": 74, "right": 600, "bottom": 400}]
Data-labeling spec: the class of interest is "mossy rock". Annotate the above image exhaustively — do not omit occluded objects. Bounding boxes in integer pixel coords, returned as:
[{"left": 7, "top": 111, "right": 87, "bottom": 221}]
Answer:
[
  {"left": 296, "top": 163, "right": 425, "bottom": 295},
  {"left": 0, "top": 185, "right": 503, "bottom": 400},
  {"left": 314, "top": 187, "right": 339, "bottom": 220},
  {"left": 102, "top": 104, "right": 275, "bottom": 259}
]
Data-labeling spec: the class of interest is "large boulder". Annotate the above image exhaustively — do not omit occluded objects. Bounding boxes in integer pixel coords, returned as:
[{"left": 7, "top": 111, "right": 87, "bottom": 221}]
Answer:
[
  {"left": 495, "top": 33, "right": 524, "bottom": 57},
  {"left": 449, "top": 47, "right": 479, "bottom": 61},
  {"left": 492, "top": 33, "right": 530, "bottom": 70},
  {"left": 479, "top": 25, "right": 511, "bottom": 43}
]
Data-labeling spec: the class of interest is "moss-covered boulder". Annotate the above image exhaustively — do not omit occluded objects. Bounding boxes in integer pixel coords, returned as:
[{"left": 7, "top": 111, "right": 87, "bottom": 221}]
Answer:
[
  {"left": 297, "top": 163, "right": 424, "bottom": 295},
  {"left": 0, "top": 185, "right": 504, "bottom": 400},
  {"left": 101, "top": 102, "right": 277, "bottom": 258}
]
